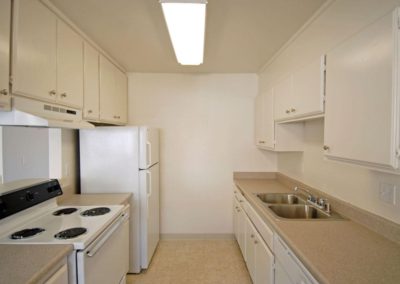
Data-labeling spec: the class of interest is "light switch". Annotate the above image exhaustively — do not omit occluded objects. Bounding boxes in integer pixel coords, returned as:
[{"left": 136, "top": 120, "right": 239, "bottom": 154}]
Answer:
[{"left": 379, "top": 183, "right": 396, "bottom": 205}]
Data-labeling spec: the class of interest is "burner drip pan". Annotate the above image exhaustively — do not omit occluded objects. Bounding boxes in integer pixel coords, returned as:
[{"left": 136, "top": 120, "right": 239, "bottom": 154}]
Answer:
[
  {"left": 53, "top": 208, "right": 78, "bottom": 216},
  {"left": 11, "top": 228, "right": 45, "bottom": 239},
  {"left": 81, "top": 207, "right": 111, "bottom": 217},
  {"left": 55, "top": 227, "right": 87, "bottom": 239}
]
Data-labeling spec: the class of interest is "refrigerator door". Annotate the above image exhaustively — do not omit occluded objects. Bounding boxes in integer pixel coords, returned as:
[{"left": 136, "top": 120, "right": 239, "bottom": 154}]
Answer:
[
  {"left": 140, "top": 128, "right": 159, "bottom": 169},
  {"left": 79, "top": 126, "right": 141, "bottom": 273},
  {"left": 139, "top": 163, "right": 160, "bottom": 269}
]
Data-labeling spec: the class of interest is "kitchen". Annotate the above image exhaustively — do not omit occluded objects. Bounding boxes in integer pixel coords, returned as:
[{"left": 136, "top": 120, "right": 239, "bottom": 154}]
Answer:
[{"left": 0, "top": 0, "right": 400, "bottom": 283}]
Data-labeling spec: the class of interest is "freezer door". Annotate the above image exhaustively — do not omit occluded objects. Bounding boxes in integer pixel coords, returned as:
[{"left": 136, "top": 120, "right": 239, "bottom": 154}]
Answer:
[
  {"left": 140, "top": 127, "right": 159, "bottom": 169},
  {"left": 139, "top": 163, "right": 160, "bottom": 269}
]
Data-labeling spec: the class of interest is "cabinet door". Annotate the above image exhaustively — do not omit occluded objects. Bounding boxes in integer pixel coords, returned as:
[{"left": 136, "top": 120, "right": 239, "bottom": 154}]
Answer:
[
  {"left": 56, "top": 20, "right": 83, "bottom": 108},
  {"left": 262, "top": 89, "right": 275, "bottom": 149},
  {"left": 275, "top": 260, "right": 293, "bottom": 284},
  {"left": 292, "top": 56, "right": 325, "bottom": 118},
  {"left": 0, "top": 0, "right": 10, "bottom": 97},
  {"left": 99, "top": 55, "right": 116, "bottom": 122},
  {"left": 12, "top": 0, "right": 57, "bottom": 102},
  {"left": 254, "top": 234, "right": 274, "bottom": 284},
  {"left": 324, "top": 10, "right": 398, "bottom": 170},
  {"left": 237, "top": 204, "right": 246, "bottom": 259},
  {"left": 233, "top": 198, "right": 240, "bottom": 241},
  {"left": 255, "top": 93, "right": 264, "bottom": 146},
  {"left": 274, "top": 76, "right": 293, "bottom": 121},
  {"left": 114, "top": 68, "right": 128, "bottom": 123},
  {"left": 83, "top": 43, "right": 100, "bottom": 120},
  {"left": 245, "top": 216, "right": 256, "bottom": 281},
  {"left": 255, "top": 89, "right": 275, "bottom": 149}
]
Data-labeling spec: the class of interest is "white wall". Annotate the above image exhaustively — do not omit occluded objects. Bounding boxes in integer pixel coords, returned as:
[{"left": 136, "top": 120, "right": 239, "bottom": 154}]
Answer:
[
  {"left": 128, "top": 73, "right": 276, "bottom": 235},
  {"left": 259, "top": 0, "right": 400, "bottom": 224},
  {"left": 58, "top": 129, "right": 80, "bottom": 201},
  {"left": 0, "top": 127, "right": 79, "bottom": 199}
]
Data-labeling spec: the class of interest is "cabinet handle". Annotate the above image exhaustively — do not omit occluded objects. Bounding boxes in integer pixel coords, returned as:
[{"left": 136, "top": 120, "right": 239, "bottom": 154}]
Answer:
[
  {"left": 290, "top": 108, "right": 296, "bottom": 113},
  {"left": 239, "top": 200, "right": 244, "bottom": 203},
  {"left": 60, "top": 93, "right": 67, "bottom": 98},
  {"left": 113, "top": 115, "right": 121, "bottom": 119},
  {"left": 250, "top": 234, "right": 254, "bottom": 238},
  {"left": 0, "top": 89, "right": 8, "bottom": 96},
  {"left": 254, "top": 240, "right": 258, "bottom": 244},
  {"left": 49, "top": 90, "right": 56, "bottom": 96},
  {"left": 286, "top": 109, "right": 290, "bottom": 114},
  {"left": 323, "top": 145, "right": 330, "bottom": 151},
  {"left": 259, "top": 140, "right": 265, "bottom": 144},
  {"left": 88, "top": 110, "right": 93, "bottom": 114}
]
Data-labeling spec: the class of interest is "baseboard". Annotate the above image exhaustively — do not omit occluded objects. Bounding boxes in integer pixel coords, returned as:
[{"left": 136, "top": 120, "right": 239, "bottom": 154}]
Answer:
[{"left": 160, "top": 233, "right": 235, "bottom": 240}]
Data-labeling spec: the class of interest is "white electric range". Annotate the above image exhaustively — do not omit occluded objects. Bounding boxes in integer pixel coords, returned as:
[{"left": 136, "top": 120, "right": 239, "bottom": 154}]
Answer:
[{"left": 0, "top": 179, "right": 130, "bottom": 284}]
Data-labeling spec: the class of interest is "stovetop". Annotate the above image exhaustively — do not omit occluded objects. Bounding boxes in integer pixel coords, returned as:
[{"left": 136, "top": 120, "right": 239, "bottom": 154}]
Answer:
[{"left": 0, "top": 205, "right": 124, "bottom": 250}]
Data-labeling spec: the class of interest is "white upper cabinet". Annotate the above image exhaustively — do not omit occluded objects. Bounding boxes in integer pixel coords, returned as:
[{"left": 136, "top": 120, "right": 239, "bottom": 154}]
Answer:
[
  {"left": 256, "top": 88, "right": 304, "bottom": 152},
  {"left": 292, "top": 56, "right": 325, "bottom": 119},
  {"left": 99, "top": 55, "right": 127, "bottom": 125},
  {"left": 12, "top": 0, "right": 57, "bottom": 102},
  {"left": 12, "top": 0, "right": 84, "bottom": 109},
  {"left": 83, "top": 42, "right": 100, "bottom": 120},
  {"left": 274, "top": 76, "right": 293, "bottom": 121},
  {"left": 324, "top": 8, "right": 400, "bottom": 172},
  {"left": 0, "top": 0, "right": 11, "bottom": 107},
  {"left": 255, "top": 89, "right": 274, "bottom": 149},
  {"left": 56, "top": 20, "right": 83, "bottom": 109},
  {"left": 274, "top": 56, "right": 326, "bottom": 122}
]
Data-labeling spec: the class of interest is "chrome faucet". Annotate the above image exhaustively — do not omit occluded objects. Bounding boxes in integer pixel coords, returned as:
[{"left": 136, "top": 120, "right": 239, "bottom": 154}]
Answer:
[{"left": 294, "top": 186, "right": 331, "bottom": 214}]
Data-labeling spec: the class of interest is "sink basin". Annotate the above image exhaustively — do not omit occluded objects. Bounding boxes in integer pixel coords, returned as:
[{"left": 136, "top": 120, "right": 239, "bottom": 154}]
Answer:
[
  {"left": 256, "top": 193, "right": 306, "bottom": 205},
  {"left": 268, "top": 204, "right": 342, "bottom": 220}
]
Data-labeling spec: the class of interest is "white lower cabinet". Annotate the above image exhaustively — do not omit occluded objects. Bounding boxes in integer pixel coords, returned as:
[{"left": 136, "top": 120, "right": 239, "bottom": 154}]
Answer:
[
  {"left": 233, "top": 186, "right": 318, "bottom": 284},
  {"left": 255, "top": 233, "right": 274, "bottom": 284},
  {"left": 233, "top": 187, "right": 274, "bottom": 284},
  {"left": 274, "top": 235, "right": 317, "bottom": 284},
  {"left": 245, "top": 216, "right": 257, "bottom": 280},
  {"left": 233, "top": 197, "right": 247, "bottom": 260},
  {"left": 245, "top": 215, "right": 274, "bottom": 284},
  {"left": 275, "top": 260, "right": 293, "bottom": 284}
]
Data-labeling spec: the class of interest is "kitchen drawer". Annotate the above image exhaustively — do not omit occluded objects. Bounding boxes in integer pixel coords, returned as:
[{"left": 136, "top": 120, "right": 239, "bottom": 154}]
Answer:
[
  {"left": 244, "top": 201, "right": 274, "bottom": 250},
  {"left": 274, "top": 234, "right": 318, "bottom": 284}
]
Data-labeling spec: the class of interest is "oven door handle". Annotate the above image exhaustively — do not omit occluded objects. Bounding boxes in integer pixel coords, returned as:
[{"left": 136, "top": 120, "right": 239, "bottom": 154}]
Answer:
[{"left": 85, "top": 212, "right": 129, "bottom": 257}]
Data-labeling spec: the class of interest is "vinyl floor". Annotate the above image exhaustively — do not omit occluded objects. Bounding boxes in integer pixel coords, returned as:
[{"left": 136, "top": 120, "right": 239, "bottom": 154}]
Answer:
[{"left": 126, "top": 239, "right": 252, "bottom": 284}]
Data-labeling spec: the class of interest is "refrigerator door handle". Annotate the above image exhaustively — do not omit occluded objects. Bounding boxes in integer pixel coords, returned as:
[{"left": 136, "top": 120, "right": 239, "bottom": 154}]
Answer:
[
  {"left": 146, "top": 170, "right": 152, "bottom": 197},
  {"left": 146, "top": 142, "right": 152, "bottom": 168},
  {"left": 146, "top": 170, "right": 152, "bottom": 220}
]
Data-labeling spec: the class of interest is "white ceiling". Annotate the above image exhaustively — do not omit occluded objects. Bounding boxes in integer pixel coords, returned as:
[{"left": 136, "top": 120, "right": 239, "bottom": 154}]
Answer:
[{"left": 50, "top": 0, "right": 327, "bottom": 73}]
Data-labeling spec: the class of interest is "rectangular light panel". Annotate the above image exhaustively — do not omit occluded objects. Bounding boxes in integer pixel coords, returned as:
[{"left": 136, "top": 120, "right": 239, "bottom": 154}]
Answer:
[{"left": 161, "top": 1, "right": 207, "bottom": 65}]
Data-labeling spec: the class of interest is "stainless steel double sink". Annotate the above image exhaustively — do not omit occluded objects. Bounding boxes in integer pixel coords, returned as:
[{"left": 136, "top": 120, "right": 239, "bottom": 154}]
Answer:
[{"left": 255, "top": 193, "right": 343, "bottom": 220}]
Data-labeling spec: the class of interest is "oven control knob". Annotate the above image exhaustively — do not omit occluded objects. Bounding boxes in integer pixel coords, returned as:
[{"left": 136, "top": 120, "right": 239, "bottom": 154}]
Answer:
[{"left": 25, "top": 192, "right": 34, "bottom": 202}]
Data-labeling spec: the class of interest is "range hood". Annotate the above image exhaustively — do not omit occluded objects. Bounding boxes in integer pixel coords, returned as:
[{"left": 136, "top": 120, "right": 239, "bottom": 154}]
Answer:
[{"left": 0, "top": 96, "right": 94, "bottom": 129}]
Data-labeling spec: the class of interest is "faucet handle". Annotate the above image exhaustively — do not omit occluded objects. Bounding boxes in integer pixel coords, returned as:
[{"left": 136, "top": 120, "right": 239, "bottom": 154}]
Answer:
[{"left": 317, "top": 198, "right": 325, "bottom": 206}]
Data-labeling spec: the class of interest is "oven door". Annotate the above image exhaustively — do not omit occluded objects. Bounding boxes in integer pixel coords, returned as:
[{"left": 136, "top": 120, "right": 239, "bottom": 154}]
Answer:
[{"left": 76, "top": 207, "right": 129, "bottom": 284}]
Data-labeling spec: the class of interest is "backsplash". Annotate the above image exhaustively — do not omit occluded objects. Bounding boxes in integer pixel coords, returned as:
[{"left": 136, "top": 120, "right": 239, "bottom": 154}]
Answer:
[{"left": 278, "top": 119, "right": 400, "bottom": 225}]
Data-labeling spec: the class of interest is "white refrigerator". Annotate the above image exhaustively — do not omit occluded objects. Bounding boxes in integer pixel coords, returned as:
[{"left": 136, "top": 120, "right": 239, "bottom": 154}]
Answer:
[{"left": 79, "top": 126, "right": 160, "bottom": 273}]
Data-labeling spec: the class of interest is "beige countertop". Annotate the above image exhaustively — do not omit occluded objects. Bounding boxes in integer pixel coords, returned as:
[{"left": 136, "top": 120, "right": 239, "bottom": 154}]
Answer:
[
  {"left": 59, "top": 193, "right": 132, "bottom": 206},
  {"left": 0, "top": 244, "right": 73, "bottom": 284},
  {"left": 234, "top": 178, "right": 400, "bottom": 284}
]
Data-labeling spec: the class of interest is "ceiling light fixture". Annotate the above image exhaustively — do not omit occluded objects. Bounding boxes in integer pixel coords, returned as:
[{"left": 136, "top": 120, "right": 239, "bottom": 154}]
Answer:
[{"left": 160, "top": 0, "right": 207, "bottom": 66}]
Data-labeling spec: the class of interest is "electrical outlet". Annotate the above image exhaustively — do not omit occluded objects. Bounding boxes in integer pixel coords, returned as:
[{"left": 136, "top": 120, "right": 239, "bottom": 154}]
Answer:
[{"left": 379, "top": 183, "right": 396, "bottom": 205}]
